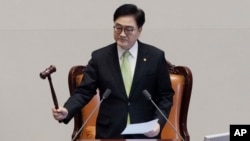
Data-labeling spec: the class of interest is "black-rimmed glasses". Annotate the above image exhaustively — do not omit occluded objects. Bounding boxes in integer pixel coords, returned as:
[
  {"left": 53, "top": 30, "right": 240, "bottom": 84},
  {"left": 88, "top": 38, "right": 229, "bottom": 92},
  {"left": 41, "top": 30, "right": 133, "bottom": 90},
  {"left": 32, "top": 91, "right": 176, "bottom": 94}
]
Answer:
[{"left": 113, "top": 25, "right": 136, "bottom": 35}]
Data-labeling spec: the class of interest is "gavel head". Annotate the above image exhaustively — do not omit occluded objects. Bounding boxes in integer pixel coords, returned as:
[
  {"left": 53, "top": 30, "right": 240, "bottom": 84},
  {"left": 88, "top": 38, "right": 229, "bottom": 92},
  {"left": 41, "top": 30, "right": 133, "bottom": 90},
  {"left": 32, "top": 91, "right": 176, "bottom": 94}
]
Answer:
[{"left": 40, "top": 65, "right": 56, "bottom": 79}]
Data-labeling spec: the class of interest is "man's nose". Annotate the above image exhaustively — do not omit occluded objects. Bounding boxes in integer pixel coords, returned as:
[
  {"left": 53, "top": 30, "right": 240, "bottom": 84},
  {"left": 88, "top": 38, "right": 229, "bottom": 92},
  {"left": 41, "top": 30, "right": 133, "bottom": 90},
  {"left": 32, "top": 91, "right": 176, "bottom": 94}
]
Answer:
[{"left": 119, "top": 29, "right": 127, "bottom": 36}]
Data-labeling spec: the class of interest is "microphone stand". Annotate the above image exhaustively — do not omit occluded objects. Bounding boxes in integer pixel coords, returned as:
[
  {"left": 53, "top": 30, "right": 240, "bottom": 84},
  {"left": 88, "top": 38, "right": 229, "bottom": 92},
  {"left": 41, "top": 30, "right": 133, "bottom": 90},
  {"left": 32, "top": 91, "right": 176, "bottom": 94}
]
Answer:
[
  {"left": 72, "top": 89, "right": 111, "bottom": 141},
  {"left": 142, "top": 90, "right": 185, "bottom": 141}
]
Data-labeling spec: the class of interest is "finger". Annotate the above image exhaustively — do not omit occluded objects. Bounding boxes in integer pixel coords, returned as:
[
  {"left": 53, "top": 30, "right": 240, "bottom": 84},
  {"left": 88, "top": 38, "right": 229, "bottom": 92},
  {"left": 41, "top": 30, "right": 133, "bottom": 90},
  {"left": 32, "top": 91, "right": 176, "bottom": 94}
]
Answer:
[
  {"left": 144, "top": 124, "right": 160, "bottom": 137},
  {"left": 53, "top": 113, "right": 63, "bottom": 120},
  {"left": 144, "top": 131, "right": 154, "bottom": 137}
]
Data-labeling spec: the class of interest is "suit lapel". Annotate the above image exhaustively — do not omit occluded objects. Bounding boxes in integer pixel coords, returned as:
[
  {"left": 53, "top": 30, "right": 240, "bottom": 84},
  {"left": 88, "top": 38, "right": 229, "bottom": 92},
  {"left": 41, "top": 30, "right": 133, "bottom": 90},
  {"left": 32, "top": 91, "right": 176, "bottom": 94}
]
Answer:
[
  {"left": 106, "top": 44, "right": 128, "bottom": 99},
  {"left": 129, "top": 43, "right": 147, "bottom": 99}
]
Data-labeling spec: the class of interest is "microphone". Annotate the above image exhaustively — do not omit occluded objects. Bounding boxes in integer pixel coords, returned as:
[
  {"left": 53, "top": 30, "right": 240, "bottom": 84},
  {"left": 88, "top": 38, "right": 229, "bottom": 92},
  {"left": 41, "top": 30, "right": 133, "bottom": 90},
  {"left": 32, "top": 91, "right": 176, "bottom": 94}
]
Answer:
[
  {"left": 72, "top": 89, "right": 111, "bottom": 141},
  {"left": 142, "top": 90, "right": 185, "bottom": 141}
]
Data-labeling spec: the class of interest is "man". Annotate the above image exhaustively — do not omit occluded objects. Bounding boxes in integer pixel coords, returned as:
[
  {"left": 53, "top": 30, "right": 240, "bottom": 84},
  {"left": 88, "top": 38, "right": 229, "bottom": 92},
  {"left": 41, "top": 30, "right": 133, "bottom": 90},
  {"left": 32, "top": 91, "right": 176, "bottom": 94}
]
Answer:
[{"left": 52, "top": 4, "right": 174, "bottom": 139}]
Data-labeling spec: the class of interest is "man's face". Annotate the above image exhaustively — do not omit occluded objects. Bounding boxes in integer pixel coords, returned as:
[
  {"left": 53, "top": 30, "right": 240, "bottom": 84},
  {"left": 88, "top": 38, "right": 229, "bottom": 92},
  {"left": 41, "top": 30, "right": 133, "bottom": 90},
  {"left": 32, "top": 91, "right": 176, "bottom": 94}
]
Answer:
[{"left": 113, "top": 15, "right": 142, "bottom": 50}]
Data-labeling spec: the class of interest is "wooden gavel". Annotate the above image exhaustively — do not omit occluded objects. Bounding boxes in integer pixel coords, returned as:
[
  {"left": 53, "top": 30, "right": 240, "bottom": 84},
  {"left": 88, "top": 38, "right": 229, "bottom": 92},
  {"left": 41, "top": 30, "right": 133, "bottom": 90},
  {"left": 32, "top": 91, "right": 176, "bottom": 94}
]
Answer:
[{"left": 40, "top": 65, "right": 59, "bottom": 109}]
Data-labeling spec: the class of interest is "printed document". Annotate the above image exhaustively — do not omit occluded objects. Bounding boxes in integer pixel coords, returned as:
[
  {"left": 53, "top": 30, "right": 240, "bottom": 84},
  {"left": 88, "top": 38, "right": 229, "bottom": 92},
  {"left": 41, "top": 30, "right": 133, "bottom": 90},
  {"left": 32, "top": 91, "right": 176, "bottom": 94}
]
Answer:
[{"left": 121, "top": 119, "right": 159, "bottom": 135}]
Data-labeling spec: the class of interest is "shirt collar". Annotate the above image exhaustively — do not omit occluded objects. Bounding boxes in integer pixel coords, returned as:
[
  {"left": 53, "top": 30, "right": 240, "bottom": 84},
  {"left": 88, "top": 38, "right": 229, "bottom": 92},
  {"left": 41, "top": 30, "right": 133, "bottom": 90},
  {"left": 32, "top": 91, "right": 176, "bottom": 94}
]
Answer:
[{"left": 117, "top": 41, "right": 138, "bottom": 59}]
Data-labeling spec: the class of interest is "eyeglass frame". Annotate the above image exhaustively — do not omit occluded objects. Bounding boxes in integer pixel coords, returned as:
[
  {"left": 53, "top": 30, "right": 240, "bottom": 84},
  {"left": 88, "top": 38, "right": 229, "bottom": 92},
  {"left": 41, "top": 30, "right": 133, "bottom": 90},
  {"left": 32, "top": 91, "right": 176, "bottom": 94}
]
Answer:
[{"left": 113, "top": 24, "right": 137, "bottom": 35}]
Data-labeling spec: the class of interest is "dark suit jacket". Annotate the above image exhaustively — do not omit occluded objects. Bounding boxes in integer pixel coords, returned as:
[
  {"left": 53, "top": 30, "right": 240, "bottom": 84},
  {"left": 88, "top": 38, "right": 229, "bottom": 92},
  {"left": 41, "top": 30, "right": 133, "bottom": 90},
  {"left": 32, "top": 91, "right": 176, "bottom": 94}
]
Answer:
[{"left": 63, "top": 41, "right": 174, "bottom": 139}]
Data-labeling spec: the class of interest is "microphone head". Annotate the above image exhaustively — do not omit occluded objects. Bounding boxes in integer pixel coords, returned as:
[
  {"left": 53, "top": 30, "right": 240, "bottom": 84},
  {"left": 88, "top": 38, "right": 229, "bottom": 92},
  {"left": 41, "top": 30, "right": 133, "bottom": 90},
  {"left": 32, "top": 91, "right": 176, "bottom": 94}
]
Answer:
[
  {"left": 102, "top": 89, "right": 111, "bottom": 99},
  {"left": 142, "top": 90, "right": 152, "bottom": 100}
]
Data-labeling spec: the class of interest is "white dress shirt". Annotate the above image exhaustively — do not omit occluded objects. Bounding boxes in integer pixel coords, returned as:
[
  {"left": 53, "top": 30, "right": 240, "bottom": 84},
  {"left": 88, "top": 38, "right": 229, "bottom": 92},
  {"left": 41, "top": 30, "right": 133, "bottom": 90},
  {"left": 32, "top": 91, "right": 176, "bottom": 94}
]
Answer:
[{"left": 117, "top": 41, "right": 138, "bottom": 79}]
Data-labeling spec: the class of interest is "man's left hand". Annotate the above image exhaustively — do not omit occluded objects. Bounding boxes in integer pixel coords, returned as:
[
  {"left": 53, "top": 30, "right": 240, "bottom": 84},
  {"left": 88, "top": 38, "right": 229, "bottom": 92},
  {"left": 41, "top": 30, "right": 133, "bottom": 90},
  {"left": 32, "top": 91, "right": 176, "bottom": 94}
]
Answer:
[{"left": 144, "top": 122, "right": 160, "bottom": 137}]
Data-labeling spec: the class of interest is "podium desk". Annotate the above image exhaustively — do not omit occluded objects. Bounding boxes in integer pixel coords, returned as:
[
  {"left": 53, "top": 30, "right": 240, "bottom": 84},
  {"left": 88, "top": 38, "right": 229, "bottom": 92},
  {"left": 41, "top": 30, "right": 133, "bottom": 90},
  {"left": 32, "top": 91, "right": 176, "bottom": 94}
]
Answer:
[{"left": 78, "top": 139, "right": 178, "bottom": 141}]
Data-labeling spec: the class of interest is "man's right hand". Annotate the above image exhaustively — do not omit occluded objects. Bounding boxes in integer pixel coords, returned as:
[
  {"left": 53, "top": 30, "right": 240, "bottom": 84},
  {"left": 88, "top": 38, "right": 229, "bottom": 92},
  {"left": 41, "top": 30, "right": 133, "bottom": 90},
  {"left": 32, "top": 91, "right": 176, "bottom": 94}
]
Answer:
[{"left": 52, "top": 107, "right": 68, "bottom": 121}]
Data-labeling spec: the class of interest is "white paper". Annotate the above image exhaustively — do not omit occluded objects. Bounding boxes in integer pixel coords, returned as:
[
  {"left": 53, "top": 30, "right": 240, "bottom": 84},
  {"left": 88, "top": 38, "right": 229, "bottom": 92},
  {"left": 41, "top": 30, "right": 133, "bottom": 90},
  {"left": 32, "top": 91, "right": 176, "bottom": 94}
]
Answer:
[{"left": 121, "top": 119, "right": 159, "bottom": 135}]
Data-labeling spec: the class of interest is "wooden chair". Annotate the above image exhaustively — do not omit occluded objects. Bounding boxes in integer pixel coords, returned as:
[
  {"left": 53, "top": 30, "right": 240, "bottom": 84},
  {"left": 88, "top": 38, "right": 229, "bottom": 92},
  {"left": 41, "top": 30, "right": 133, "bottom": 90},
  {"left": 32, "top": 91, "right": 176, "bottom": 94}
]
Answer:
[{"left": 68, "top": 61, "right": 193, "bottom": 141}]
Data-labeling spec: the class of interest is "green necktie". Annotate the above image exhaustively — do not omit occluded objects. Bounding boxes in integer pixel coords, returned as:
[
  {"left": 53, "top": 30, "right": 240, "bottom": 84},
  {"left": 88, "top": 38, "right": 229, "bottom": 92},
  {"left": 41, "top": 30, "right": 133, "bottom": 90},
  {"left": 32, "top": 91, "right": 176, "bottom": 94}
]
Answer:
[
  {"left": 121, "top": 51, "right": 132, "bottom": 124},
  {"left": 121, "top": 51, "right": 132, "bottom": 96}
]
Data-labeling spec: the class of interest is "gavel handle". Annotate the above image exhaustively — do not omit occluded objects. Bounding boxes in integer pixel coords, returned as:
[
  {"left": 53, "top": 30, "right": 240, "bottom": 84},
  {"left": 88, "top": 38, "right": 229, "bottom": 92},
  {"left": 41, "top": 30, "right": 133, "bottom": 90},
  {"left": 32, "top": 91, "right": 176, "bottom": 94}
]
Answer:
[{"left": 48, "top": 75, "right": 59, "bottom": 109}]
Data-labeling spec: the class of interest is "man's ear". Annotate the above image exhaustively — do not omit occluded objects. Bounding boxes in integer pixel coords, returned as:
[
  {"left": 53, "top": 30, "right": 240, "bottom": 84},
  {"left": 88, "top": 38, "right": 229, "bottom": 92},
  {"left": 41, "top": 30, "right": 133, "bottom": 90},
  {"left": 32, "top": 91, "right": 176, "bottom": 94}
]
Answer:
[{"left": 138, "top": 27, "right": 143, "bottom": 32}]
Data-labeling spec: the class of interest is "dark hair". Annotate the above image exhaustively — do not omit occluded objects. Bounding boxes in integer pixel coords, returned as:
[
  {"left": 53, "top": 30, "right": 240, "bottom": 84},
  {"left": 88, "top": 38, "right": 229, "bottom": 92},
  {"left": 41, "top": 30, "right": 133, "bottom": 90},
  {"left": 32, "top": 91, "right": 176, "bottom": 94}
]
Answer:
[{"left": 113, "top": 4, "right": 145, "bottom": 28}]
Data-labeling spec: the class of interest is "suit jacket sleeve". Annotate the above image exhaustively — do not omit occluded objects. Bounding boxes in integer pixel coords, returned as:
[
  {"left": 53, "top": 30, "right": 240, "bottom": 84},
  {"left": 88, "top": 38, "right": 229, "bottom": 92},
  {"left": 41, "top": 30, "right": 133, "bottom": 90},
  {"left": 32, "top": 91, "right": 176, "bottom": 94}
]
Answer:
[
  {"left": 154, "top": 52, "right": 174, "bottom": 130},
  {"left": 62, "top": 56, "right": 98, "bottom": 124}
]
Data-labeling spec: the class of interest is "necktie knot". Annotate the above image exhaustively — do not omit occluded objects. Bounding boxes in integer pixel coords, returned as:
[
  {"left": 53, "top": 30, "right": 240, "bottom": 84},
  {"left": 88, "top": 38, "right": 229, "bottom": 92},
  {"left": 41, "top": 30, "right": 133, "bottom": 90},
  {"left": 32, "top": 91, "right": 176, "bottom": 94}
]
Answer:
[{"left": 123, "top": 51, "right": 130, "bottom": 60}]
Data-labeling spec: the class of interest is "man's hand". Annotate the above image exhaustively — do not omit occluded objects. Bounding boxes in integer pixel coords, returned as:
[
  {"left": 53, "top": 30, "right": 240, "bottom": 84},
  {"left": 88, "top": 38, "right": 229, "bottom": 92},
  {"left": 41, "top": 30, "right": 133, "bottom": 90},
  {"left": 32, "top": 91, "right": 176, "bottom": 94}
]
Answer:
[
  {"left": 144, "top": 122, "right": 160, "bottom": 137},
  {"left": 52, "top": 107, "right": 68, "bottom": 121}
]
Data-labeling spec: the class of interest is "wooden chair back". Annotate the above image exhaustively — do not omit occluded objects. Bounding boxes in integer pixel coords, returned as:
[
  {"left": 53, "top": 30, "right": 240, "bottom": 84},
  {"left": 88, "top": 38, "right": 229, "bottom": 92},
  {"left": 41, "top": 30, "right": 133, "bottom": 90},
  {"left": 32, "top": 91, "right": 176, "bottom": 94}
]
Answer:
[{"left": 68, "top": 62, "right": 192, "bottom": 141}]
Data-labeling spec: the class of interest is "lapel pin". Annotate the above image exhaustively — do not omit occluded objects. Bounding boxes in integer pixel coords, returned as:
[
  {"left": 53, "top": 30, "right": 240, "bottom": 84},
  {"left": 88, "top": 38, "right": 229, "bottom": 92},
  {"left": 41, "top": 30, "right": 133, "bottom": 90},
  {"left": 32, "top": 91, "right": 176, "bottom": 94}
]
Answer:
[{"left": 143, "top": 58, "right": 147, "bottom": 62}]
